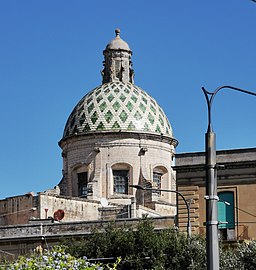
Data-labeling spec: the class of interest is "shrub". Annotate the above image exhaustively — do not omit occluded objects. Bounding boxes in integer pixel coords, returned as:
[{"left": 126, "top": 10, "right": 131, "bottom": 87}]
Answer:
[{"left": 0, "top": 245, "right": 108, "bottom": 270}]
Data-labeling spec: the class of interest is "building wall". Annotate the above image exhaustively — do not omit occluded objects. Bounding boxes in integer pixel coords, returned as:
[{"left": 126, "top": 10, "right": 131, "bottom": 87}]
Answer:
[
  {"left": 175, "top": 148, "right": 256, "bottom": 240},
  {"left": 60, "top": 132, "right": 176, "bottom": 213},
  {"left": 38, "top": 193, "right": 102, "bottom": 221},
  {"left": 0, "top": 217, "right": 175, "bottom": 259},
  {"left": 0, "top": 193, "right": 129, "bottom": 225},
  {"left": 0, "top": 193, "right": 38, "bottom": 226}
]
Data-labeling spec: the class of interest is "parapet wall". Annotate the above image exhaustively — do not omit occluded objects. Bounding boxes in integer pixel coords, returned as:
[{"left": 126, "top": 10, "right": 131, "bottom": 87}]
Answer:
[{"left": 0, "top": 217, "right": 175, "bottom": 258}]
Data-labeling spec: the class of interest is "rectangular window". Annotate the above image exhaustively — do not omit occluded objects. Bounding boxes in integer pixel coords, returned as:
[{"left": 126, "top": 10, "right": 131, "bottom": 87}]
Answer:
[
  {"left": 153, "top": 172, "right": 162, "bottom": 194},
  {"left": 78, "top": 172, "right": 88, "bottom": 198},
  {"left": 113, "top": 170, "right": 129, "bottom": 194},
  {"left": 218, "top": 191, "right": 235, "bottom": 229}
]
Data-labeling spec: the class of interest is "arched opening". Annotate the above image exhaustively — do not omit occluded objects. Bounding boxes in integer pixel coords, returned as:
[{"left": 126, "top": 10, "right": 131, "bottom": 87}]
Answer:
[
  {"left": 71, "top": 164, "right": 90, "bottom": 198},
  {"left": 152, "top": 166, "right": 168, "bottom": 194},
  {"left": 111, "top": 163, "right": 132, "bottom": 195},
  {"left": 77, "top": 172, "right": 88, "bottom": 197}
]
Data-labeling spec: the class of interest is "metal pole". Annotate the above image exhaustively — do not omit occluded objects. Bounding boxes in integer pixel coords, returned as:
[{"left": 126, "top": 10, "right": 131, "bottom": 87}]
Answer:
[
  {"left": 205, "top": 130, "right": 219, "bottom": 270},
  {"left": 174, "top": 189, "right": 191, "bottom": 237},
  {"left": 202, "top": 85, "right": 256, "bottom": 270},
  {"left": 129, "top": 185, "right": 191, "bottom": 237},
  {"left": 202, "top": 86, "right": 220, "bottom": 270}
]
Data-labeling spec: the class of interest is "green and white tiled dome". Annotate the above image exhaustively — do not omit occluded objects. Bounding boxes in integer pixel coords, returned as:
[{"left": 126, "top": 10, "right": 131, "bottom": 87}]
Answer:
[{"left": 63, "top": 81, "right": 173, "bottom": 139}]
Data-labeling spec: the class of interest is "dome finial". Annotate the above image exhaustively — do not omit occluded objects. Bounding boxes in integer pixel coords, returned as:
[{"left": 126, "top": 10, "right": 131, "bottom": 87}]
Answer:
[
  {"left": 102, "top": 29, "right": 134, "bottom": 84},
  {"left": 115, "top": 28, "right": 120, "bottom": 37}
]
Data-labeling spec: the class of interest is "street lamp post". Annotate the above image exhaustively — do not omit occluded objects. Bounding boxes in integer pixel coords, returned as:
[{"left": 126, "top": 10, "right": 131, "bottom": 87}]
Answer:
[
  {"left": 130, "top": 184, "right": 192, "bottom": 237},
  {"left": 202, "top": 85, "right": 256, "bottom": 270}
]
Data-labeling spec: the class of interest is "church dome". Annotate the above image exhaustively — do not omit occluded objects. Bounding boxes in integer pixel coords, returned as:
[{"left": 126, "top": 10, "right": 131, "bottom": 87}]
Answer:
[
  {"left": 62, "top": 29, "right": 177, "bottom": 146},
  {"left": 63, "top": 81, "right": 173, "bottom": 139}
]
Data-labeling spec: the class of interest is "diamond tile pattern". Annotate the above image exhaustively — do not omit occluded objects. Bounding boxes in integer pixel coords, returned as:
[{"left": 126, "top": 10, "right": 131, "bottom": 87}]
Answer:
[{"left": 63, "top": 82, "right": 173, "bottom": 138}]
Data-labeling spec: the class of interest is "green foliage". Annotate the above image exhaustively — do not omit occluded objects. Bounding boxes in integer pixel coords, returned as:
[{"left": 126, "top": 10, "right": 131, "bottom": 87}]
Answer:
[
  {"left": 219, "top": 241, "right": 256, "bottom": 270},
  {"left": 6, "top": 219, "right": 256, "bottom": 269},
  {"left": 65, "top": 219, "right": 256, "bottom": 269},
  {"left": 219, "top": 242, "right": 239, "bottom": 270},
  {"left": 0, "top": 245, "right": 118, "bottom": 270},
  {"left": 65, "top": 218, "right": 207, "bottom": 270},
  {"left": 235, "top": 241, "right": 256, "bottom": 270}
]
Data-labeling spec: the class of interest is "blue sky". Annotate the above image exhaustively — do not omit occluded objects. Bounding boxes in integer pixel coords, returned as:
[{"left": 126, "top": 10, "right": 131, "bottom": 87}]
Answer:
[{"left": 0, "top": 1, "right": 255, "bottom": 198}]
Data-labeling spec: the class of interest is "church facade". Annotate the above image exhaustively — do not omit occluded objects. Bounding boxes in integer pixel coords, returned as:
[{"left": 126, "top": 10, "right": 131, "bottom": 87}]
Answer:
[
  {"left": 57, "top": 29, "right": 178, "bottom": 218},
  {"left": 0, "top": 29, "right": 178, "bottom": 226}
]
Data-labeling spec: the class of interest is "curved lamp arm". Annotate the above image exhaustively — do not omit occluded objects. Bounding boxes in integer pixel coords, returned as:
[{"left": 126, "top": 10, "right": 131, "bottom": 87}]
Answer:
[
  {"left": 130, "top": 184, "right": 192, "bottom": 237},
  {"left": 202, "top": 86, "right": 256, "bottom": 132}
]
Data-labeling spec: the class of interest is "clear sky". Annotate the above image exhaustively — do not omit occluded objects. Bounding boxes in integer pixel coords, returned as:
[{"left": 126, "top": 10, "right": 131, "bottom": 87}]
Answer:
[{"left": 0, "top": 0, "right": 255, "bottom": 199}]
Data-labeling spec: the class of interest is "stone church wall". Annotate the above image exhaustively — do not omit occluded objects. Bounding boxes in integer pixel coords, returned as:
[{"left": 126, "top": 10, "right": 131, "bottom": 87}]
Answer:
[
  {"left": 61, "top": 133, "right": 176, "bottom": 209},
  {"left": 38, "top": 193, "right": 101, "bottom": 222}
]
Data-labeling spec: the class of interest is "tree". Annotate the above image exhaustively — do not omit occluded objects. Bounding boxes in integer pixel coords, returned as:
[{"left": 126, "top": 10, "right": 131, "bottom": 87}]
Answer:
[
  {"left": 65, "top": 218, "right": 207, "bottom": 269},
  {"left": 4, "top": 220, "right": 256, "bottom": 269}
]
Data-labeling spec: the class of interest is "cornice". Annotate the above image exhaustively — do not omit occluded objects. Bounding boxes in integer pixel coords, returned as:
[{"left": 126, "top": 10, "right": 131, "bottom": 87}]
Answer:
[{"left": 174, "top": 161, "right": 256, "bottom": 173}]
